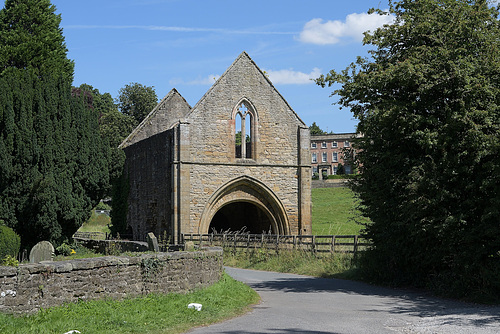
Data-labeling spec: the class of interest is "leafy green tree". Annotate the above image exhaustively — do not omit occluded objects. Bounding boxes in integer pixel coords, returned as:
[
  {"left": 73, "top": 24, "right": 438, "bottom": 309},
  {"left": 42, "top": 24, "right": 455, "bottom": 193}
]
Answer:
[
  {"left": 0, "top": 1, "right": 109, "bottom": 248},
  {"left": 309, "top": 122, "right": 326, "bottom": 135},
  {"left": 317, "top": 0, "right": 500, "bottom": 300},
  {"left": 117, "top": 82, "right": 158, "bottom": 126},
  {"left": 0, "top": 0, "right": 74, "bottom": 80}
]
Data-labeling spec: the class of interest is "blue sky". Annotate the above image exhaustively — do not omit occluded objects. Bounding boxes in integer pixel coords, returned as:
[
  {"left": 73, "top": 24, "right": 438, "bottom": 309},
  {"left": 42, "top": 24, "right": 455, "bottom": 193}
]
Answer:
[{"left": 30, "top": 1, "right": 397, "bottom": 133}]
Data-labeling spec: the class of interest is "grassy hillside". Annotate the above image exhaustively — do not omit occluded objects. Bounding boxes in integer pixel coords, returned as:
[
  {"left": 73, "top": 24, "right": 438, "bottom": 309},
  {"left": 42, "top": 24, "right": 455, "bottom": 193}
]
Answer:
[
  {"left": 311, "top": 187, "right": 368, "bottom": 235},
  {"left": 78, "top": 210, "right": 111, "bottom": 234}
]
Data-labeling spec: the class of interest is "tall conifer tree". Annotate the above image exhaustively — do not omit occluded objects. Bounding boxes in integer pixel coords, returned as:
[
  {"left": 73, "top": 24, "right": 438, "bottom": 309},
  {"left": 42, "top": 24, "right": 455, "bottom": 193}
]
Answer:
[{"left": 0, "top": 0, "right": 109, "bottom": 248}]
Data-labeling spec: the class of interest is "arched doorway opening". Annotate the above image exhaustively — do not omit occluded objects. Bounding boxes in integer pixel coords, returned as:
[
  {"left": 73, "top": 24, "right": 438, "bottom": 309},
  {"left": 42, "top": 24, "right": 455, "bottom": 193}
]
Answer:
[
  {"left": 198, "top": 176, "right": 290, "bottom": 235},
  {"left": 209, "top": 201, "right": 274, "bottom": 234}
]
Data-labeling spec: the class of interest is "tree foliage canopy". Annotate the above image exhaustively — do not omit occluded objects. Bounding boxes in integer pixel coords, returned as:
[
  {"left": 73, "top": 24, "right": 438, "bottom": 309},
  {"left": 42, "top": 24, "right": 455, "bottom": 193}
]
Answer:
[
  {"left": 0, "top": 1, "right": 109, "bottom": 248},
  {"left": 0, "top": 0, "right": 74, "bottom": 80},
  {"left": 117, "top": 82, "right": 158, "bottom": 126},
  {"left": 317, "top": 0, "right": 500, "bottom": 301},
  {"left": 309, "top": 122, "right": 327, "bottom": 135}
]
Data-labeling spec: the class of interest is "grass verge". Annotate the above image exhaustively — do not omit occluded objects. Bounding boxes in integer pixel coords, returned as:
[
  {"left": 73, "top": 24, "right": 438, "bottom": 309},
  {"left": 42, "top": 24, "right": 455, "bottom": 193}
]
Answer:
[
  {"left": 223, "top": 248, "right": 360, "bottom": 280},
  {"left": 0, "top": 272, "right": 259, "bottom": 334},
  {"left": 311, "top": 187, "right": 369, "bottom": 235},
  {"left": 77, "top": 209, "right": 111, "bottom": 234}
]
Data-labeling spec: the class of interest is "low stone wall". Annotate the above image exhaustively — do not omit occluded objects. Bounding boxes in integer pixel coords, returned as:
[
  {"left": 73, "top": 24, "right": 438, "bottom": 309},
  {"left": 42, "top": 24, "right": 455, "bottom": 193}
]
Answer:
[
  {"left": 0, "top": 248, "right": 223, "bottom": 314},
  {"left": 73, "top": 237, "right": 149, "bottom": 253},
  {"left": 312, "top": 179, "right": 348, "bottom": 189}
]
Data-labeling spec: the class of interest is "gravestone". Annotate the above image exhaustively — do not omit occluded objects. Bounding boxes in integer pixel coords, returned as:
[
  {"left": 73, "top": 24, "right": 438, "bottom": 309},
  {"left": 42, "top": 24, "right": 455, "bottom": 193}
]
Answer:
[
  {"left": 147, "top": 232, "right": 159, "bottom": 252},
  {"left": 184, "top": 241, "right": 195, "bottom": 252},
  {"left": 29, "top": 241, "right": 55, "bottom": 263}
]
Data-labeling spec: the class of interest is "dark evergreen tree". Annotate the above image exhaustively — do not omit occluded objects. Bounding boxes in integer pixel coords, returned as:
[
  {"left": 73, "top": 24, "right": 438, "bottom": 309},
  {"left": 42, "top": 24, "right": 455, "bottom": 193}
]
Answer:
[
  {"left": 0, "top": 0, "right": 74, "bottom": 80},
  {"left": 76, "top": 84, "right": 134, "bottom": 189},
  {"left": 317, "top": 0, "right": 500, "bottom": 301},
  {"left": 0, "top": 1, "right": 109, "bottom": 248}
]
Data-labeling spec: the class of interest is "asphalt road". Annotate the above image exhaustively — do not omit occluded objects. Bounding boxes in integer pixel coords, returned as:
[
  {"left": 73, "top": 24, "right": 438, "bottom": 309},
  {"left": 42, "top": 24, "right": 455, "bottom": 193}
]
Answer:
[{"left": 188, "top": 267, "right": 500, "bottom": 334}]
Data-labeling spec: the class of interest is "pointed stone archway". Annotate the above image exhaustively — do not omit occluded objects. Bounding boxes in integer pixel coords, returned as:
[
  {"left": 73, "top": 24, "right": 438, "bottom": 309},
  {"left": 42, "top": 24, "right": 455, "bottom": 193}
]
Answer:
[{"left": 199, "top": 176, "right": 290, "bottom": 235}]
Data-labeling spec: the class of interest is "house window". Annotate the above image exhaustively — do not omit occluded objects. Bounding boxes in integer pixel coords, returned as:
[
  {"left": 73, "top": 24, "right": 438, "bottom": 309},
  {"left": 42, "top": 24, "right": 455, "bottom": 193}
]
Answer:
[
  {"left": 321, "top": 141, "right": 327, "bottom": 148},
  {"left": 345, "top": 165, "right": 352, "bottom": 174},
  {"left": 333, "top": 166, "right": 338, "bottom": 175},
  {"left": 332, "top": 152, "right": 338, "bottom": 162},
  {"left": 344, "top": 141, "right": 350, "bottom": 147},
  {"left": 234, "top": 101, "right": 254, "bottom": 159},
  {"left": 313, "top": 166, "right": 318, "bottom": 173},
  {"left": 311, "top": 142, "right": 317, "bottom": 149},
  {"left": 332, "top": 141, "right": 338, "bottom": 148},
  {"left": 312, "top": 153, "right": 317, "bottom": 163},
  {"left": 322, "top": 152, "right": 327, "bottom": 162}
]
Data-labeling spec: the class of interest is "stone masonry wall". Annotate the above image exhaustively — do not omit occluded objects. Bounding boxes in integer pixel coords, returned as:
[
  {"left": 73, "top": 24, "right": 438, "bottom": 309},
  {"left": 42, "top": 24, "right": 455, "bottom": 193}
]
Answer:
[
  {"left": 187, "top": 53, "right": 303, "bottom": 166},
  {"left": 0, "top": 248, "right": 223, "bottom": 314},
  {"left": 188, "top": 165, "right": 301, "bottom": 234},
  {"left": 124, "top": 130, "right": 174, "bottom": 241},
  {"left": 182, "top": 52, "right": 311, "bottom": 235}
]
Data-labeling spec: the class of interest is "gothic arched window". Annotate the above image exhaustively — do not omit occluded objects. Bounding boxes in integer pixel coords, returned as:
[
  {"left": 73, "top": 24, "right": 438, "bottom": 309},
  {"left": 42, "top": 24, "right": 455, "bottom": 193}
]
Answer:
[{"left": 234, "top": 100, "right": 256, "bottom": 159}]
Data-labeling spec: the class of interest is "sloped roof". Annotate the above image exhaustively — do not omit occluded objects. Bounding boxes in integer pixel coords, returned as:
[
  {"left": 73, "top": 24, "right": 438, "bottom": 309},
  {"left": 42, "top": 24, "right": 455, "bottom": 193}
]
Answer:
[{"left": 119, "top": 88, "right": 191, "bottom": 148}]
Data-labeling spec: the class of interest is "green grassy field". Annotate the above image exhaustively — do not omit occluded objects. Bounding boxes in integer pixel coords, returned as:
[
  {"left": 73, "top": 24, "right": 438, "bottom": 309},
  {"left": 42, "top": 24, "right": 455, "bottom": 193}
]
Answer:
[{"left": 311, "top": 187, "right": 368, "bottom": 235}]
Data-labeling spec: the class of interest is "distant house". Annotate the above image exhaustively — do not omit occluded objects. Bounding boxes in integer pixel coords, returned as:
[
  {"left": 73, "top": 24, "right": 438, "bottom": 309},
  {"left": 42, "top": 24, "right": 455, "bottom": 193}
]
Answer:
[
  {"left": 310, "top": 133, "right": 361, "bottom": 178},
  {"left": 119, "top": 52, "right": 312, "bottom": 242}
]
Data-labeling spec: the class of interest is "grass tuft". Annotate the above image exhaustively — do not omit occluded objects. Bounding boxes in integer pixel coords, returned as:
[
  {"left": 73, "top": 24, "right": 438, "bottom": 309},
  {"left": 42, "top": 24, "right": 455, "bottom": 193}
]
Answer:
[{"left": 223, "top": 248, "right": 359, "bottom": 280}]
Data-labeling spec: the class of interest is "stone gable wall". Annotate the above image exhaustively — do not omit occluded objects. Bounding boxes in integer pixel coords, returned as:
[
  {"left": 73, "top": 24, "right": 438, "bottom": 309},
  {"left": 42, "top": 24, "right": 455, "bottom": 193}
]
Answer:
[
  {"left": 122, "top": 89, "right": 191, "bottom": 148},
  {"left": 0, "top": 248, "right": 223, "bottom": 314},
  {"left": 186, "top": 55, "right": 303, "bottom": 166},
  {"left": 124, "top": 130, "right": 173, "bottom": 241}
]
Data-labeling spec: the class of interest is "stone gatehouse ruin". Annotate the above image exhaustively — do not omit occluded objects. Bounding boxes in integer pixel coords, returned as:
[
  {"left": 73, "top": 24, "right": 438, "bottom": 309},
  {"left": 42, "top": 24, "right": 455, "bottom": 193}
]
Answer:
[{"left": 120, "top": 52, "right": 311, "bottom": 243}]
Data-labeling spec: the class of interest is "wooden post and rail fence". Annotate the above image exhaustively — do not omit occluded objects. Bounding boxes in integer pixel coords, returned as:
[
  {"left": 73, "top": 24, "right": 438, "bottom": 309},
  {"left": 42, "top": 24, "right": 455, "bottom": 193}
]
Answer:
[
  {"left": 72, "top": 232, "right": 370, "bottom": 255},
  {"left": 182, "top": 233, "right": 370, "bottom": 255}
]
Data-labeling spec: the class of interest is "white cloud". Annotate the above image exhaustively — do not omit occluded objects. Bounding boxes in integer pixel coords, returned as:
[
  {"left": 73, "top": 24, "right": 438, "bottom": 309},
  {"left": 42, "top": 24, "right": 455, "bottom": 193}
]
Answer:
[
  {"left": 65, "top": 25, "right": 294, "bottom": 35},
  {"left": 299, "top": 12, "right": 395, "bottom": 45},
  {"left": 265, "top": 68, "right": 322, "bottom": 85},
  {"left": 170, "top": 74, "right": 220, "bottom": 86}
]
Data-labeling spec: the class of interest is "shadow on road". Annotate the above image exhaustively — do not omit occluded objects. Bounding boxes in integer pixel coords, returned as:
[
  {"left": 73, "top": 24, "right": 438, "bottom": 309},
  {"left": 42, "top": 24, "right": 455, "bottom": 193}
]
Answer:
[
  {"left": 205, "top": 328, "right": 338, "bottom": 334},
  {"left": 246, "top": 274, "right": 500, "bottom": 328}
]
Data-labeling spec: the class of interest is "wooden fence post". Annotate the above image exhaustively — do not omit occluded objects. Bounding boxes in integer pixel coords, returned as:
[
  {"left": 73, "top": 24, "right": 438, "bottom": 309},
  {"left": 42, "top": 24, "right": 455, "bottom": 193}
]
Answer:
[{"left": 354, "top": 235, "right": 358, "bottom": 255}]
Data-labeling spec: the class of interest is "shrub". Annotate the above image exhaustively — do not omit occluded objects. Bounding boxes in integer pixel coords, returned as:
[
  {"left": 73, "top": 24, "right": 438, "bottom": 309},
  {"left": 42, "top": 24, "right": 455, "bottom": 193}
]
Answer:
[
  {"left": 0, "top": 225, "right": 21, "bottom": 260},
  {"left": 56, "top": 243, "right": 74, "bottom": 256},
  {"left": 2, "top": 255, "right": 19, "bottom": 267}
]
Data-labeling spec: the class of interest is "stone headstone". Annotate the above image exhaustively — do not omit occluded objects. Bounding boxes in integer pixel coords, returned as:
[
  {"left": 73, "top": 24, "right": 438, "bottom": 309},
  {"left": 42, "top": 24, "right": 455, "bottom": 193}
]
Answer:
[
  {"left": 29, "top": 241, "right": 55, "bottom": 263},
  {"left": 184, "top": 241, "right": 195, "bottom": 252},
  {"left": 147, "top": 232, "right": 159, "bottom": 252}
]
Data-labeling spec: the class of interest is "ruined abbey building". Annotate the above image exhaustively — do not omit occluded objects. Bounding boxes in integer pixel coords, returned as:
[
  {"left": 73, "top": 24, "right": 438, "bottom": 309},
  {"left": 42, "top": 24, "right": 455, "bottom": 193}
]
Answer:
[{"left": 120, "top": 52, "right": 311, "bottom": 243}]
